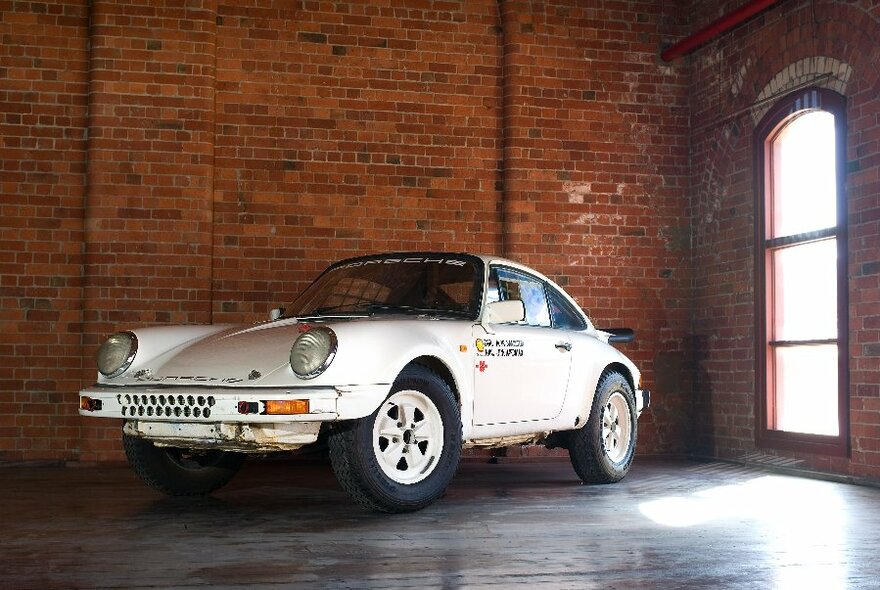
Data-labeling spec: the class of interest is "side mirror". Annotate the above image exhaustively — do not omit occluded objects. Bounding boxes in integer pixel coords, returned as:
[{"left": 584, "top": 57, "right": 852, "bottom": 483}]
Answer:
[
  {"left": 485, "top": 299, "right": 525, "bottom": 324},
  {"left": 269, "top": 307, "right": 285, "bottom": 321}
]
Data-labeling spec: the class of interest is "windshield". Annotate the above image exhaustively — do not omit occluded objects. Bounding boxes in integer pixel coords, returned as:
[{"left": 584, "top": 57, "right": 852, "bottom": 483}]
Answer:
[{"left": 288, "top": 255, "right": 483, "bottom": 319}]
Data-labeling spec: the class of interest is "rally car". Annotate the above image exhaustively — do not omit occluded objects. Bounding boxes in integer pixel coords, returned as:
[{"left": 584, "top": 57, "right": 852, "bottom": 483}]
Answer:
[{"left": 80, "top": 252, "right": 650, "bottom": 512}]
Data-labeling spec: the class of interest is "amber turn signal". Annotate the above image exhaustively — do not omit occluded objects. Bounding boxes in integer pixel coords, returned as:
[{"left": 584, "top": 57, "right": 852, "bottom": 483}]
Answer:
[
  {"left": 263, "top": 399, "right": 310, "bottom": 415},
  {"left": 80, "top": 396, "right": 102, "bottom": 412}
]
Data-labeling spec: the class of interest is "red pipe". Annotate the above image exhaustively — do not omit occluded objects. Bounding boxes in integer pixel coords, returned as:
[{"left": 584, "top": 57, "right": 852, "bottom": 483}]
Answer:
[{"left": 661, "top": 0, "right": 789, "bottom": 62}]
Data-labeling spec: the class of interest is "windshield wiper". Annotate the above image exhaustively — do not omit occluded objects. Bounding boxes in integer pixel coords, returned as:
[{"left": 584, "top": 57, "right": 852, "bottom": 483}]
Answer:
[
  {"left": 296, "top": 303, "right": 372, "bottom": 317},
  {"left": 299, "top": 302, "right": 463, "bottom": 318},
  {"left": 363, "top": 304, "right": 439, "bottom": 315},
  {"left": 365, "top": 304, "right": 473, "bottom": 318}
]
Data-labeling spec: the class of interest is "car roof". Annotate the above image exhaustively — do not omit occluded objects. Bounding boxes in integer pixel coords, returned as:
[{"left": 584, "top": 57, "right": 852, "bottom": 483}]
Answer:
[{"left": 326, "top": 251, "right": 595, "bottom": 330}]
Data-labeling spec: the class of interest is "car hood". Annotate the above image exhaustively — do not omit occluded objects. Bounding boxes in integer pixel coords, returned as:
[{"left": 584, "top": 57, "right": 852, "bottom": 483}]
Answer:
[
  {"left": 101, "top": 318, "right": 323, "bottom": 387},
  {"left": 141, "top": 320, "right": 304, "bottom": 385},
  {"left": 111, "top": 316, "right": 465, "bottom": 388}
]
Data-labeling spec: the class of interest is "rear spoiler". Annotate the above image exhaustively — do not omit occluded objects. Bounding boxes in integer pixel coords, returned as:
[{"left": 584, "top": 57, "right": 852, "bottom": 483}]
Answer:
[{"left": 601, "top": 328, "right": 635, "bottom": 344}]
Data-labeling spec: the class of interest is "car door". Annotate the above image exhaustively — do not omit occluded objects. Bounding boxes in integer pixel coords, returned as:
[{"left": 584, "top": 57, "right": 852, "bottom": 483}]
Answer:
[{"left": 472, "top": 266, "right": 573, "bottom": 426}]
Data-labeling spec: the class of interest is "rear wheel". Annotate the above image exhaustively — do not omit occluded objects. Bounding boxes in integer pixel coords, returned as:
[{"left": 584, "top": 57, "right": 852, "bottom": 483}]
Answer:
[
  {"left": 329, "top": 365, "right": 462, "bottom": 512},
  {"left": 568, "top": 370, "right": 637, "bottom": 484},
  {"left": 123, "top": 433, "right": 245, "bottom": 496}
]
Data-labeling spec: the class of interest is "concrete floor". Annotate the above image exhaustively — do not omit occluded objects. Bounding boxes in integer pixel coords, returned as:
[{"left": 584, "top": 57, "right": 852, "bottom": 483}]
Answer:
[{"left": 1, "top": 456, "right": 878, "bottom": 589}]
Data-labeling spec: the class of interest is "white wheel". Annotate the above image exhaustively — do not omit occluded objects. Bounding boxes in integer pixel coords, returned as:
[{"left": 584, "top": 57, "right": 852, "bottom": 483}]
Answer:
[
  {"left": 601, "top": 391, "right": 633, "bottom": 465},
  {"left": 328, "top": 365, "right": 462, "bottom": 512},
  {"left": 372, "top": 390, "right": 444, "bottom": 484},
  {"left": 568, "top": 371, "right": 637, "bottom": 484}
]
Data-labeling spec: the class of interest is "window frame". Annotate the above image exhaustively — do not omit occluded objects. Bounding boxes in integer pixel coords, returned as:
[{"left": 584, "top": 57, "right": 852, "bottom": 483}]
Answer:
[{"left": 754, "top": 88, "right": 849, "bottom": 456}]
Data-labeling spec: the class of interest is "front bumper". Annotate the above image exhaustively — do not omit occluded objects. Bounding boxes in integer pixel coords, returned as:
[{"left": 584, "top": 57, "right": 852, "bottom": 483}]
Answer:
[
  {"left": 79, "top": 383, "right": 391, "bottom": 423},
  {"left": 79, "top": 383, "right": 391, "bottom": 452}
]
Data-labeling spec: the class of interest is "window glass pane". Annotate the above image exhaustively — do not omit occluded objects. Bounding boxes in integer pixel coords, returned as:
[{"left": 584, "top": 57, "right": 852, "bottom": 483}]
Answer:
[
  {"left": 485, "top": 274, "right": 500, "bottom": 305},
  {"left": 773, "top": 344, "right": 838, "bottom": 436},
  {"left": 771, "top": 239, "right": 837, "bottom": 341},
  {"left": 770, "top": 111, "right": 837, "bottom": 238},
  {"left": 494, "top": 268, "right": 551, "bottom": 327},
  {"left": 289, "top": 257, "right": 480, "bottom": 317},
  {"left": 547, "top": 286, "right": 586, "bottom": 331}
]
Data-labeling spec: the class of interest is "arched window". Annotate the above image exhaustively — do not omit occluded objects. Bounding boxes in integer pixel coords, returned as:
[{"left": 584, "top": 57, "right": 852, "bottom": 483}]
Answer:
[{"left": 755, "top": 88, "right": 848, "bottom": 455}]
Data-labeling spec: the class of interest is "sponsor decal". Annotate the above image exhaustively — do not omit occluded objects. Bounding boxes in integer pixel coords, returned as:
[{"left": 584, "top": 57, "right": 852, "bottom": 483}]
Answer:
[
  {"left": 475, "top": 338, "right": 524, "bottom": 357},
  {"left": 477, "top": 360, "right": 489, "bottom": 373}
]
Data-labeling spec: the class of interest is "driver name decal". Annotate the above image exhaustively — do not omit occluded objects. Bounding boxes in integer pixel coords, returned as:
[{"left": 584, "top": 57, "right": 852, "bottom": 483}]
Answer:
[{"left": 475, "top": 338, "right": 524, "bottom": 357}]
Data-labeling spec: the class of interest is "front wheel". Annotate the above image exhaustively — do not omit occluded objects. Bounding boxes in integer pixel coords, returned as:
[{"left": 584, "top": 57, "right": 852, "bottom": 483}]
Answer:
[
  {"left": 123, "top": 433, "right": 245, "bottom": 496},
  {"left": 568, "top": 370, "right": 637, "bottom": 484},
  {"left": 328, "top": 365, "right": 462, "bottom": 512}
]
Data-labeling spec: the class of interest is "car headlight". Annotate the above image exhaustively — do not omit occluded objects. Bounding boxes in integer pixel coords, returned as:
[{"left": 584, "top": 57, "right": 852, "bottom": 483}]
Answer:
[
  {"left": 289, "top": 327, "right": 337, "bottom": 379},
  {"left": 97, "top": 331, "right": 138, "bottom": 378}
]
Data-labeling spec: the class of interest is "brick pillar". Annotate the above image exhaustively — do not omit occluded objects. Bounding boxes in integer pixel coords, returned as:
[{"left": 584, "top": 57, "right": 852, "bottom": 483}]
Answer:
[
  {"left": 498, "top": 0, "right": 536, "bottom": 260},
  {"left": 81, "top": 0, "right": 217, "bottom": 460},
  {"left": 0, "top": 1, "right": 90, "bottom": 462}
]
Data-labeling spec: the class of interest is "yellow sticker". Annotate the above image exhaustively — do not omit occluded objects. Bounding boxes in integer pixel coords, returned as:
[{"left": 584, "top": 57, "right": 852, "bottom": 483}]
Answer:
[{"left": 475, "top": 339, "right": 485, "bottom": 353}]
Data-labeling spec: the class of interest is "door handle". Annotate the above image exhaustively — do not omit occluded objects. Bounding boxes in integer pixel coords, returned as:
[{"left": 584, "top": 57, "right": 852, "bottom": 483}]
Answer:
[{"left": 555, "top": 342, "right": 572, "bottom": 352}]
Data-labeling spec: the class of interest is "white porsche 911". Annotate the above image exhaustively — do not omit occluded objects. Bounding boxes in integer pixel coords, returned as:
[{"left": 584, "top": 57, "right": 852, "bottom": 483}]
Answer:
[{"left": 80, "top": 252, "right": 650, "bottom": 512}]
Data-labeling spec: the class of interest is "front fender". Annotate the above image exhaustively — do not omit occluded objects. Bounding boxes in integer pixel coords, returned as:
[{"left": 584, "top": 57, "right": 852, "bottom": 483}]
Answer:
[
  {"left": 326, "top": 318, "right": 472, "bottom": 383},
  {"left": 315, "top": 318, "right": 474, "bottom": 420}
]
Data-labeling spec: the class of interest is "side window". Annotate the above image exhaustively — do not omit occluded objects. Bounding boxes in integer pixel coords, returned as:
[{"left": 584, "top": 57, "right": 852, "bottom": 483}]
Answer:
[
  {"left": 491, "top": 267, "right": 550, "bottom": 327},
  {"left": 547, "top": 286, "right": 586, "bottom": 331}
]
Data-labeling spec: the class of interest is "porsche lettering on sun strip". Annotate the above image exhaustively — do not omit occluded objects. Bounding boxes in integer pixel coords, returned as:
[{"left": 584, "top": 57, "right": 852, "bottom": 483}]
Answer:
[{"left": 337, "top": 256, "right": 469, "bottom": 269}]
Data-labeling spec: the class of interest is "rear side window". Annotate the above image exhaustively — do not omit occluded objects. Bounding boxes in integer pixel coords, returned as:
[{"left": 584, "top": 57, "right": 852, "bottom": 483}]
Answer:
[{"left": 547, "top": 287, "right": 586, "bottom": 331}]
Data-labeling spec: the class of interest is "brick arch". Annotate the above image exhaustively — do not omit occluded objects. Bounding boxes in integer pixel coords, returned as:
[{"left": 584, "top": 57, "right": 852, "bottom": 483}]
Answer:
[
  {"left": 751, "top": 56, "right": 852, "bottom": 124},
  {"left": 742, "top": 0, "right": 880, "bottom": 117}
]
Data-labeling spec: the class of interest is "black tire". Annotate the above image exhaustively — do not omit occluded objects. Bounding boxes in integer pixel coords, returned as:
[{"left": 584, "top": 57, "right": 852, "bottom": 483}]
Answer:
[
  {"left": 123, "top": 433, "right": 245, "bottom": 496},
  {"left": 568, "top": 370, "right": 637, "bottom": 484},
  {"left": 328, "top": 365, "right": 462, "bottom": 513}
]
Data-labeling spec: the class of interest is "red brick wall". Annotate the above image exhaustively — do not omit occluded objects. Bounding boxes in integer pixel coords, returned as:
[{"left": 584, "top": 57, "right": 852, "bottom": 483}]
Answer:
[
  {"left": 689, "top": 0, "right": 880, "bottom": 480},
  {"left": 0, "top": 1, "right": 89, "bottom": 461},
  {"left": 3, "top": 0, "right": 690, "bottom": 463},
  {"left": 210, "top": 1, "right": 504, "bottom": 321},
  {"left": 497, "top": 0, "right": 691, "bottom": 454}
]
